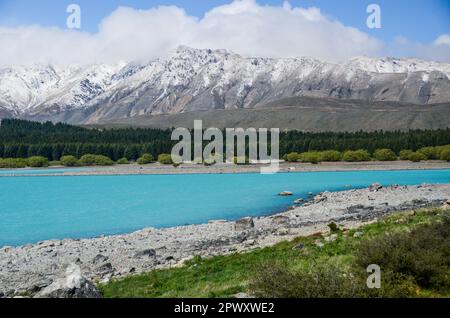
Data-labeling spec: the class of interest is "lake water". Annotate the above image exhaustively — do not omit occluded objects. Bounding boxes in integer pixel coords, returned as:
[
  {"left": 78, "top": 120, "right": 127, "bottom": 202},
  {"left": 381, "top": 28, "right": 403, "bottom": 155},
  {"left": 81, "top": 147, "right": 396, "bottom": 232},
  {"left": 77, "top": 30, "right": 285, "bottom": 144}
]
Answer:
[{"left": 1, "top": 169, "right": 450, "bottom": 247}]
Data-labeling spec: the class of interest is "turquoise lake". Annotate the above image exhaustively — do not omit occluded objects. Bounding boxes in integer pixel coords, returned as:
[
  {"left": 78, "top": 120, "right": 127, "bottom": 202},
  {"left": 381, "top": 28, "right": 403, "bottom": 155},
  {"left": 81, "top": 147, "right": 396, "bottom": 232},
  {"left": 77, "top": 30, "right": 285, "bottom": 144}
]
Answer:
[{"left": 1, "top": 169, "right": 450, "bottom": 247}]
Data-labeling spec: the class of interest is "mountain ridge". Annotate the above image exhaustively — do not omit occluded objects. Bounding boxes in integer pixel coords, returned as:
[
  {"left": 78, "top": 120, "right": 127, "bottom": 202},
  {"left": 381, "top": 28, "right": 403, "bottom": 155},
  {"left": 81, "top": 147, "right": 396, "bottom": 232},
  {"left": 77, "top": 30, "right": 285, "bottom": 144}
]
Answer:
[{"left": 1, "top": 46, "right": 450, "bottom": 125}]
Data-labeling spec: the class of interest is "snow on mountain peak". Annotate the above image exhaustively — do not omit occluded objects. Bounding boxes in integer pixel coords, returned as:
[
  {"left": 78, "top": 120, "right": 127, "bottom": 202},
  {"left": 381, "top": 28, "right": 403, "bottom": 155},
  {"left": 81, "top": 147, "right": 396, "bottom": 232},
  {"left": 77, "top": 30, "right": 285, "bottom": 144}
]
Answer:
[{"left": 1, "top": 47, "right": 450, "bottom": 119}]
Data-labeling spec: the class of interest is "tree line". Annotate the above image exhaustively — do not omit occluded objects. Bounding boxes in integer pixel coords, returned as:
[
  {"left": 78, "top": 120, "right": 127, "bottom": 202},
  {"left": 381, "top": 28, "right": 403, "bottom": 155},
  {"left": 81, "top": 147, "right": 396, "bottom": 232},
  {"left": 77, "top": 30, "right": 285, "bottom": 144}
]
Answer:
[{"left": 1, "top": 119, "right": 450, "bottom": 161}]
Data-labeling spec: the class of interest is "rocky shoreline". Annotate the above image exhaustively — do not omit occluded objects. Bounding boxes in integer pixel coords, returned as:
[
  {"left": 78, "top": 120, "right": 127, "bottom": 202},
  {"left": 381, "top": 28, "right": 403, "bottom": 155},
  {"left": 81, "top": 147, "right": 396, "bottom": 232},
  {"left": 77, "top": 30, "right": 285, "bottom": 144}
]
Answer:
[{"left": 1, "top": 183, "right": 449, "bottom": 297}]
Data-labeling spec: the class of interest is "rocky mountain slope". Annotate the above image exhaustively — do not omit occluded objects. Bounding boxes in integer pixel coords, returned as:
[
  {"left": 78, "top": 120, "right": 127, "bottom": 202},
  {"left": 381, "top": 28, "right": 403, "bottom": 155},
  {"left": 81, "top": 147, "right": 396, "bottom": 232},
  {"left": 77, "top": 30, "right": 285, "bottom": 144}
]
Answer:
[{"left": 1, "top": 46, "right": 450, "bottom": 125}]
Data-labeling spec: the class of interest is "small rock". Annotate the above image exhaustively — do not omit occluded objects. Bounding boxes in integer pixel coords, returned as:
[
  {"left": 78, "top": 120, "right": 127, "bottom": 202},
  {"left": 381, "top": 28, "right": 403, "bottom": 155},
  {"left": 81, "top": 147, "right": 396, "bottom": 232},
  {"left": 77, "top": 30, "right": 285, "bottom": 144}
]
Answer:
[
  {"left": 293, "top": 243, "right": 305, "bottom": 250},
  {"left": 208, "top": 219, "right": 228, "bottom": 224},
  {"left": 92, "top": 254, "right": 108, "bottom": 265},
  {"left": 271, "top": 215, "right": 290, "bottom": 224},
  {"left": 134, "top": 249, "right": 156, "bottom": 258},
  {"left": 369, "top": 183, "right": 383, "bottom": 192},
  {"left": 324, "top": 234, "right": 338, "bottom": 242},
  {"left": 95, "top": 262, "right": 114, "bottom": 276},
  {"left": 446, "top": 199, "right": 450, "bottom": 206},
  {"left": 234, "top": 292, "right": 254, "bottom": 298},
  {"left": 353, "top": 231, "right": 364, "bottom": 238},
  {"left": 34, "top": 264, "right": 101, "bottom": 298},
  {"left": 314, "top": 240, "right": 324, "bottom": 248},
  {"left": 234, "top": 217, "right": 254, "bottom": 231},
  {"left": 244, "top": 239, "right": 256, "bottom": 247},
  {"left": 276, "top": 228, "right": 290, "bottom": 236},
  {"left": 278, "top": 191, "right": 293, "bottom": 196},
  {"left": 314, "top": 194, "right": 327, "bottom": 203},
  {"left": 1, "top": 246, "right": 12, "bottom": 253},
  {"left": 294, "top": 198, "right": 305, "bottom": 204}
]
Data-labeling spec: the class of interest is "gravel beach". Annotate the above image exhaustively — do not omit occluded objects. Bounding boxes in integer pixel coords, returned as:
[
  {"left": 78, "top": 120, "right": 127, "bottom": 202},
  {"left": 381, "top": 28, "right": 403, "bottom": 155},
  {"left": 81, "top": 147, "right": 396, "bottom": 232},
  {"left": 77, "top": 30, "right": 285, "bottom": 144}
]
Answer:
[
  {"left": 0, "top": 183, "right": 449, "bottom": 296},
  {"left": 0, "top": 161, "right": 449, "bottom": 177}
]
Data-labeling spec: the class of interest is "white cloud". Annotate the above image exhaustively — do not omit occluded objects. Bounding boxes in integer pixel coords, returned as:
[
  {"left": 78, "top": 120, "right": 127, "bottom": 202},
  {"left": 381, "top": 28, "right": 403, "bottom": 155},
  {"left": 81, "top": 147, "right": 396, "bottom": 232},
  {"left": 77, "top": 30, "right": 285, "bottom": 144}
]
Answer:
[
  {"left": 0, "top": 0, "right": 448, "bottom": 67},
  {"left": 0, "top": 0, "right": 384, "bottom": 66},
  {"left": 387, "top": 34, "right": 450, "bottom": 62},
  {"left": 434, "top": 34, "right": 450, "bottom": 46}
]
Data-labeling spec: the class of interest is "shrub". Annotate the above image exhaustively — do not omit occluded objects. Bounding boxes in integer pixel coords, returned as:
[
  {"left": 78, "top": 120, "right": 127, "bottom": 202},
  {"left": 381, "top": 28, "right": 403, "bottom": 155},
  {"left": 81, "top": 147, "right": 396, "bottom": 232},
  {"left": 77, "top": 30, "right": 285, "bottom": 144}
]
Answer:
[
  {"left": 327, "top": 222, "right": 340, "bottom": 233},
  {"left": 116, "top": 158, "right": 129, "bottom": 164},
  {"left": 436, "top": 145, "right": 450, "bottom": 157},
  {"left": 299, "top": 152, "right": 321, "bottom": 164},
  {"left": 137, "top": 154, "right": 153, "bottom": 165},
  {"left": 158, "top": 154, "right": 173, "bottom": 165},
  {"left": 94, "top": 155, "right": 114, "bottom": 166},
  {"left": 417, "top": 147, "right": 438, "bottom": 160},
  {"left": 408, "top": 152, "right": 427, "bottom": 162},
  {"left": 60, "top": 155, "right": 78, "bottom": 167},
  {"left": 251, "top": 263, "right": 416, "bottom": 298},
  {"left": 78, "top": 154, "right": 114, "bottom": 166},
  {"left": 356, "top": 218, "right": 450, "bottom": 291},
  {"left": 399, "top": 150, "right": 414, "bottom": 160},
  {"left": 285, "top": 152, "right": 299, "bottom": 162},
  {"left": 0, "top": 158, "right": 28, "bottom": 168},
  {"left": 342, "top": 150, "right": 371, "bottom": 162},
  {"left": 27, "top": 156, "right": 49, "bottom": 167},
  {"left": 373, "top": 149, "right": 397, "bottom": 161},
  {"left": 319, "top": 150, "right": 342, "bottom": 162},
  {"left": 440, "top": 149, "right": 450, "bottom": 162}
]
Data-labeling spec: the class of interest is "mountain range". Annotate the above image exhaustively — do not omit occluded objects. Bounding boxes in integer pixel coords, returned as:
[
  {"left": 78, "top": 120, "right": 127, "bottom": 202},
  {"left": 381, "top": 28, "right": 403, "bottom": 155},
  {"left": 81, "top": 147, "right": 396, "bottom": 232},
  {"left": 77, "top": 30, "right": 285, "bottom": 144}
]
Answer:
[{"left": 1, "top": 46, "right": 450, "bottom": 130}]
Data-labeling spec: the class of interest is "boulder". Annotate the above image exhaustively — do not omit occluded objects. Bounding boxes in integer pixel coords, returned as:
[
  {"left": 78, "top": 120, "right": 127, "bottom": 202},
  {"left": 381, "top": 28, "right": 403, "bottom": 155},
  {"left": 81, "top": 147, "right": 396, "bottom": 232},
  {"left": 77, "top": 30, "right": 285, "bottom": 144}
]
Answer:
[
  {"left": 314, "top": 194, "right": 327, "bottom": 203},
  {"left": 446, "top": 199, "right": 450, "bottom": 206},
  {"left": 95, "top": 262, "right": 114, "bottom": 277},
  {"left": 278, "top": 191, "right": 293, "bottom": 196},
  {"left": 35, "top": 264, "right": 101, "bottom": 298},
  {"left": 324, "top": 234, "right": 338, "bottom": 242},
  {"left": 369, "top": 183, "right": 383, "bottom": 192},
  {"left": 134, "top": 249, "right": 156, "bottom": 258},
  {"left": 234, "top": 217, "right": 255, "bottom": 231},
  {"left": 271, "top": 215, "right": 290, "bottom": 224},
  {"left": 92, "top": 254, "right": 108, "bottom": 265}
]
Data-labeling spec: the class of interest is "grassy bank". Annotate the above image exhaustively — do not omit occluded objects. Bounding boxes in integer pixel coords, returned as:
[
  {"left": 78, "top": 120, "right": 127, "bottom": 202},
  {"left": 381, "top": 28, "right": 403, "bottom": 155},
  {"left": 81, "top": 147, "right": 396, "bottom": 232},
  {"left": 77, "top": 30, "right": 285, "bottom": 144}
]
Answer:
[{"left": 100, "top": 207, "right": 450, "bottom": 298}]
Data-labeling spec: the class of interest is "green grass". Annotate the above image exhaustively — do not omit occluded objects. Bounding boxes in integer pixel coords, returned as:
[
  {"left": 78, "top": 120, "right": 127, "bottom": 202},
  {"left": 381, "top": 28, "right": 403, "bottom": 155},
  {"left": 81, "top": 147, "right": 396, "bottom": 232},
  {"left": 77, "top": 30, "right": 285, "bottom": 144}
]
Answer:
[{"left": 100, "top": 208, "right": 450, "bottom": 298}]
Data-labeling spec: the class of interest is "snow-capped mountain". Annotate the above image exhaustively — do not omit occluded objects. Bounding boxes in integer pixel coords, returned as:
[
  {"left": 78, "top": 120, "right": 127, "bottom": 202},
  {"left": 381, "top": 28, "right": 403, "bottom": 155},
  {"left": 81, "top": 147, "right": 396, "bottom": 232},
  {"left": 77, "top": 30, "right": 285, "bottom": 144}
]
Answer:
[{"left": 1, "top": 46, "right": 450, "bottom": 124}]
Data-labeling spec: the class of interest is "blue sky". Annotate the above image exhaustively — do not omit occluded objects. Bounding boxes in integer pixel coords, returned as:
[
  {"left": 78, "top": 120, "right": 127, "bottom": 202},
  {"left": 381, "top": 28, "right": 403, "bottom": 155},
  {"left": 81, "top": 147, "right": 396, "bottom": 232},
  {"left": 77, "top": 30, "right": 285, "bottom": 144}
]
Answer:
[{"left": 0, "top": 0, "right": 448, "bottom": 43}]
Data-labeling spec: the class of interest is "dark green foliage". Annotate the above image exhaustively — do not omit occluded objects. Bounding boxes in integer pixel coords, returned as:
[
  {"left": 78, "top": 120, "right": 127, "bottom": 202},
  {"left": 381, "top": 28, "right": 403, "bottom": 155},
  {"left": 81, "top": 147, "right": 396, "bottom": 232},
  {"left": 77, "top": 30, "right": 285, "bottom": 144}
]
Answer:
[
  {"left": 440, "top": 149, "right": 450, "bottom": 162},
  {"left": 60, "top": 155, "right": 78, "bottom": 166},
  {"left": 157, "top": 154, "right": 173, "bottom": 165},
  {"left": 78, "top": 154, "right": 114, "bottom": 166},
  {"left": 1, "top": 119, "right": 450, "bottom": 161},
  {"left": 342, "top": 150, "right": 371, "bottom": 162},
  {"left": 27, "top": 156, "right": 49, "bottom": 167},
  {"left": 137, "top": 154, "right": 154, "bottom": 165},
  {"left": 373, "top": 149, "right": 397, "bottom": 161},
  {"left": 409, "top": 152, "right": 427, "bottom": 162},
  {"left": 116, "top": 158, "right": 129, "bottom": 164},
  {"left": 417, "top": 147, "right": 439, "bottom": 160},
  {"left": 251, "top": 264, "right": 416, "bottom": 298},
  {"left": 299, "top": 152, "right": 321, "bottom": 164},
  {"left": 0, "top": 158, "right": 27, "bottom": 168},
  {"left": 399, "top": 150, "right": 414, "bottom": 160},
  {"left": 320, "top": 150, "right": 342, "bottom": 162},
  {"left": 285, "top": 152, "right": 299, "bottom": 162},
  {"left": 327, "top": 222, "right": 340, "bottom": 233},
  {"left": 356, "top": 217, "right": 450, "bottom": 291}
]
